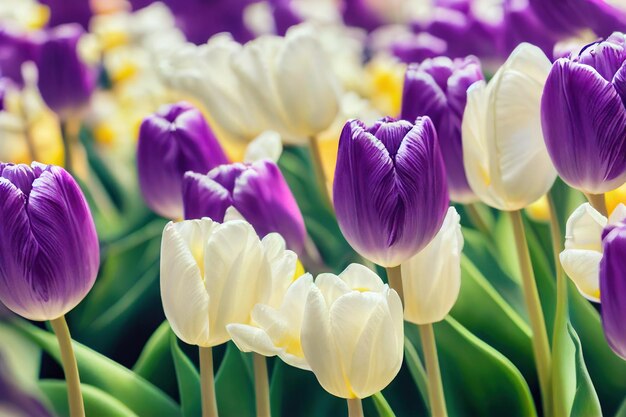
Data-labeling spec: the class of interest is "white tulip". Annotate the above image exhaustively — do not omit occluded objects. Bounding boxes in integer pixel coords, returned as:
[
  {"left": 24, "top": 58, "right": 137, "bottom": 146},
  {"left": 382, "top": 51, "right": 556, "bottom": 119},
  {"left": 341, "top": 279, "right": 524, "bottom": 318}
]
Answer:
[
  {"left": 401, "top": 207, "right": 463, "bottom": 324},
  {"left": 160, "top": 218, "right": 297, "bottom": 347},
  {"left": 560, "top": 203, "right": 626, "bottom": 302},
  {"left": 159, "top": 24, "right": 340, "bottom": 145},
  {"left": 244, "top": 131, "right": 283, "bottom": 163},
  {"left": 462, "top": 43, "right": 557, "bottom": 211},
  {"left": 300, "top": 264, "right": 403, "bottom": 399},
  {"left": 227, "top": 274, "right": 313, "bottom": 370}
]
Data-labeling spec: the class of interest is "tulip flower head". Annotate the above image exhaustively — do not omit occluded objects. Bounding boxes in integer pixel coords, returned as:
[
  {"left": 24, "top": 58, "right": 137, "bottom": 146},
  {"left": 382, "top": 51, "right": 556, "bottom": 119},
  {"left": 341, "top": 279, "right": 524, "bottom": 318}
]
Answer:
[
  {"left": 560, "top": 202, "right": 626, "bottom": 302},
  {"left": 541, "top": 32, "right": 626, "bottom": 194},
  {"left": 600, "top": 221, "right": 626, "bottom": 359},
  {"left": 401, "top": 56, "right": 483, "bottom": 203},
  {"left": 227, "top": 273, "right": 313, "bottom": 370},
  {"left": 333, "top": 116, "right": 449, "bottom": 267},
  {"left": 0, "top": 162, "right": 99, "bottom": 321},
  {"left": 182, "top": 160, "right": 306, "bottom": 253},
  {"left": 160, "top": 218, "right": 297, "bottom": 347},
  {"left": 301, "top": 264, "right": 403, "bottom": 399},
  {"left": 137, "top": 101, "right": 229, "bottom": 220},
  {"left": 36, "top": 24, "right": 97, "bottom": 119},
  {"left": 462, "top": 42, "right": 556, "bottom": 211},
  {"left": 401, "top": 207, "right": 463, "bottom": 324}
]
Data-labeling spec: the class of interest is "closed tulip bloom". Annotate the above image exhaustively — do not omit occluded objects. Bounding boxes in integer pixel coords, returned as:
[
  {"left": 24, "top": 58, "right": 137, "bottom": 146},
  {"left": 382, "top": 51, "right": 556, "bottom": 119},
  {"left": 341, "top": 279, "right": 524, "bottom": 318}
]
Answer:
[
  {"left": 137, "top": 102, "right": 228, "bottom": 220},
  {"left": 401, "top": 56, "right": 483, "bottom": 203},
  {"left": 333, "top": 117, "right": 449, "bottom": 267},
  {"left": 182, "top": 160, "right": 306, "bottom": 253},
  {"left": 560, "top": 202, "right": 626, "bottom": 302},
  {"left": 0, "top": 28, "right": 40, "bottom": 87},
  {"left": 36, "top": 24, "right": 97, "bottom": 119},
  {"left": 160, "top": 218, "right": 297, "bottom": 347},
  {"left": 0, "top": 162, "right": 99, "bottom": 321},
  {"left": 301, "top": 264, "right": 403, "bottom": 399},
  {"left": 401, "top": 207, "right": 463, "bottom": 324},
  {"left": 227, "top": 273, "right": 313, "bottom": 370},
  {"left": 600, "top": 221, "right": 626, "bottom": 359},
  {"left": 541, "top": 33, "right": 626, "bottom": 194},
  {"left": 159, "top": 24, "right": 340, "bottom": 144},
  {"left": 462, "top": 43, "right": 556, "bottom": 211}
]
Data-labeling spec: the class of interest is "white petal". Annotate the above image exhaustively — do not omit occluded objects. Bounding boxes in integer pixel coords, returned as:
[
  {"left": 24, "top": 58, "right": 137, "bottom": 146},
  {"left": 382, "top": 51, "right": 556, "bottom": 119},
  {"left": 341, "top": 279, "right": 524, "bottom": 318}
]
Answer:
[
  {"left": 609, "top": 203, "right": 626, "bottom": 224},
  {"left": 314, "top": 273, "right": 352, "bottom": 305},
  {"left": 262, "top": 233, "right": 298, "bottom": 307},
  {"left": 226, "top": 323, "right": 283, "bottom": 357},
  {"left": 160, "top": 221, "right": 212, "bottom": 346},
  {"left": 401, "top": 207, "right": 463, "bottom": 324},
  {"left": 244, "top": 130, "right": 283, "bottom": 163},
  {"left": 564, "top": 203, "right": 606, "bottom": 252},
  {"left": 338, "top": 264, "right": 386, "bottom": 293},
  {"left": 224, "top": 206, "right": 246, "bottom": 222},
  {"left": 560, "top": 249, "right": 601, "bottom": 302},
  {"left": 301, "top": 286, "right": 349, "bottom": 398}
]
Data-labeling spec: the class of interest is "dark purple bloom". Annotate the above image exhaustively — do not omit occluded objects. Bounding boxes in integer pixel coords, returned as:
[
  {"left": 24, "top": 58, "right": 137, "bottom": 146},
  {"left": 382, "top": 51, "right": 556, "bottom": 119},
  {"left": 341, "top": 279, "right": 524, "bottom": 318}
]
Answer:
[
  {"left": 0, "top": 162, "right": 99, "bottom": 321},
  {"left": 390, "top": 33, "right": 447, "bottom": 64},
  {"left": 600, "top": 221, "right": 626, "bottom": 359},
  {"left": 182, "top": 160, "right": 306, "bottom": 254},
  {"left": 36, "top": 24, "right": 96, "bottom": 119},
  {"left": 137, "top": 102, "right": 229, "bottom": 220},
  {"left": 401, "top": 56, "right": 482, "bottom": 203},
  {"left": 40, "top": 0, "right": 92, "bottom": 30},
  {"left": 333, "top": 117, "right": 449, "bottom": 267},
  {"left": 541, "top": 32, "right": 626, "bottom": 194},
  {"left": 0, "top": 28, "right": 40, "bottom": 86}
]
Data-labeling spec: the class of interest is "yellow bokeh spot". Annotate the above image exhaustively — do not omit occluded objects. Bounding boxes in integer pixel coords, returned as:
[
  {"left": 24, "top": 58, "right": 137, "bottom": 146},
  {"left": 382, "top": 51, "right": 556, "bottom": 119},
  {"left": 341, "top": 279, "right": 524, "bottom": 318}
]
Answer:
[
  {"left": 364, "top": 58, "right": 405, "bottom": 117},
  {"left": 111, "top": 62, "right": 139, "bottom": 84},
  {"left": 526, "top": 195, "right": 551, "bottom": 223},
  {"left": 26, "top": 5, "right": 50, "bottom": 30},
  {"left": 605, "top": 182, "right": 626, "bottom": 216},
  {"left": 93, "top": 123, "right": 117, "bottom": 146}
]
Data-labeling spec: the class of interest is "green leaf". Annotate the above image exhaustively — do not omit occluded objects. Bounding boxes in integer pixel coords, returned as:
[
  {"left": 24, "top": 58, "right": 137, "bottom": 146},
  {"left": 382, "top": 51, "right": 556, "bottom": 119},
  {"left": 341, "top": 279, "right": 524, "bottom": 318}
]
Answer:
[
  {"left": 171, "top": 333, "right": 202, "bottom": 417},
  {"left": 371, "top": 392, "right": 396, "bottom": 417},
  {"left": 270, "top": 360, "right": 284, "bottom": 417},
  {"left": 0, "top": 321, "right": 41, "bottom": 388},
  {"left": 11, "top": 319, "right": 181, "bottom": 417},
  {"left": 133, "top": 321, "right": 174, "bottom": 387},
  {"left": 39, "top": 380, "right": 139, "bottom": 417},
  {"left": 615, "top": 398, "right": 626, "bottom": 417},
  {"left": 566, "top": 324, "right": 602, "bottom": 417},
  {"left": 403, "top": 336, "right": 429, "bottom": 412},
  {"left": 215, "top": 342, "right": 255, "bottom": 417}
]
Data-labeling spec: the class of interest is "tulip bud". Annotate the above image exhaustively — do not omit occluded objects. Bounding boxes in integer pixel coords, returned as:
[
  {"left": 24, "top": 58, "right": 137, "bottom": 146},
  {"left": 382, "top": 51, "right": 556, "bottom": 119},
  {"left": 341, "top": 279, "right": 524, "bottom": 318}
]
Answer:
[
  {"left": 182, "top": 160, "right": 306, "bottom": 254},
  {"left": 0, "top": 162, "right": 99, "bottom": 321},
  {"left": 560, "top": 202, "right": 626, "bottom": 302},
  {"left": 301, "top": 264, "right": 403, "bottom": 399},
  {"left": 159, "top": 24, "right": 340, "bottom": 144},
  {"left": 541, "top": 33, "right": 626, "bottom": 194},
  {"left": 401, "top": 207, "right": 463, "bottom": 324},
  {"left": 401, "top": 56, "right": 483, "bottom": 203},
  {"left": 0, "top": 28, "right": 40, "bottom": 87},
  {"left": 600, "top": 221, "right": 626, "bottom": 359},
  {"left": 160, "top": 218, "right": 297, "bottom": 347},
  {"left": 36, "top": 24, "right": 97, "bottom": 119},
  {"left": 333, "top": 116, "right": 449, "bottom": 267},
  {"left": 137, "top": 102, "right": 229, "bottom": 220},
  {"left": 227, "top": 273, "right": 313, "bottom": 370},
  {"left": 462, "top": 43, "right": 556, "bottom": 211}
]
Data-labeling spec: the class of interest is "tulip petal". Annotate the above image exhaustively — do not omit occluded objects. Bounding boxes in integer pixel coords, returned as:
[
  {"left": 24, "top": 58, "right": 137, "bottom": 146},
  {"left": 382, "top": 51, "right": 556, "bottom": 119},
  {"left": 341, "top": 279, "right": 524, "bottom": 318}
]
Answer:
[
  {"left": 542, "top": 59, "right": 626, "bottom": 193},
  {"left": 261, "top": 233, "right": 297, "bottom": 307},
  {"left": 182, "top": 172, "right": 232, "bottom": 221},
  {"left": 226, "top": 323, "right": 282, "bottom": 357},
  {"left": 244, "top": 131, "right": 283, "bottom": 163},
  {"left": 560, "top": 249, "right": 602, "bottom": 302},
  {"left": 338, "top": 264, "right": 386, "bottom": 293},
  {"left": 400, "top": 67, "right": 447, "bottom": 127},
  {"left": 564, "top": 203, "right": 606, "bottom": 252},
  {"left": 600, "top": 225, "right": 626, "bottom": 359},
  {"left": 613, "top": 62, "right": 626, "bottom": 106}
]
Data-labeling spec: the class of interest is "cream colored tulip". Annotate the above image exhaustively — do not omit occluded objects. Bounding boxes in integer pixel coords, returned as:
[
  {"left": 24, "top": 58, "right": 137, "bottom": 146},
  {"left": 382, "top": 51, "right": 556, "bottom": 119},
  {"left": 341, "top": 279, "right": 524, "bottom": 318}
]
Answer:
[
  {"left": 401, "top": 207, "right": 463, "bottom": 324},
  {"left": 300, "top": 264, "right": 403, "bottom": 399},
  {"left": 227, "top": 273, "right": 313, "bottom": 370},
  {"left": 560, "top": 203, "right": 626, "bottom": 302},
  {"left": 159, "top": 24, "right": 340, "bottom": 145},
  {"left": 160, "top": 218, "right": 297, "bottom": 347},
  {"left": 462, "top": 43, "right": 557, "bottom": 211}
]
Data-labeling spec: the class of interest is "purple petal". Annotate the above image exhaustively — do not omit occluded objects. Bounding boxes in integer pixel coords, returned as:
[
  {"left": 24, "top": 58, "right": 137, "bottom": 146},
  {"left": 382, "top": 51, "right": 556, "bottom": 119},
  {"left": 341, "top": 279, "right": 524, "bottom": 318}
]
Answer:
[
  {"left": 207, "top": 163, "right": 249, "bottom": 194},
  {"left": 600, "top": 223, "right": 626, "bottom": 359},
  {"left": 401, "top": 67, "right": 447, "bottom": 128},
  {"left": 575, "top": 36, "right": 626, "bottom": 81},
  {"left": 542, "top": 59, "right": 626, "bottom": 194},
  {"left": 613, "top": 62, "right": 626, "bottom": 107},
  {"left": 182, "top": 171, "right": 232, "bottom": 221},
  {"left": 366, "top": 118, "right": 414, "bottom": 159}
]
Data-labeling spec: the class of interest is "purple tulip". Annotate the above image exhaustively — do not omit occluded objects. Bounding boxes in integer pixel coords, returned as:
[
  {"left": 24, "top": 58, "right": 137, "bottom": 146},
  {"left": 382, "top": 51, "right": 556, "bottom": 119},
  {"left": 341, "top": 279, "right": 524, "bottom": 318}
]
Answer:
[
  {"left": 0, "top": 27, "right": 40, "bottom": 87},
  {"left": 137, "top": 102, "right": 229, "bottom": 220},
  {"left": 40, "top": 0, "right": 92, "bottom": 30},
  {"left": 541, "top": 32, "right": 626, "bottom": 194},
  {"left": 0, "top": 162, "right": 99, "bottom": 321},
  {"left": 600, "top": 221, "right": 626, "bottom": 359},
  {"left": 401, "top": 56, "right": 482, "bottom": 203},
  {"left": 333, "top": 117, "right": 449, "bottom": 267},
  {"left": 182, "top": 160, "right": 306, "bottom": 254},
  {"left": 36, "top": 24, "right": 96, "bottom": 119}
]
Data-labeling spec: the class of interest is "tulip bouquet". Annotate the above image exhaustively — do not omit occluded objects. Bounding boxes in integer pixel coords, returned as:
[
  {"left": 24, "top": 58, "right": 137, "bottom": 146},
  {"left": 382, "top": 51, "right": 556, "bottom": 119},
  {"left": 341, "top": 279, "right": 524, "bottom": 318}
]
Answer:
[{"left": 2, "top": 1, "right": 626, "bottom": 417}]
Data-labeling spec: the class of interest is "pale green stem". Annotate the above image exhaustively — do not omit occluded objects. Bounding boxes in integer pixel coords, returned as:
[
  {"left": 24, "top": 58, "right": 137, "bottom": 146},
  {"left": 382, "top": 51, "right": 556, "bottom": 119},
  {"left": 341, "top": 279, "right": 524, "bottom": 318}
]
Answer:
[
  {"left": 253, "top": 353, "right": 271, "bottom": 417},
  {"left": 50, "top": 316, "right": 85, "bottom": 417},
  {"left": 419, "top": 323, "right": 448, "bottom": 417},
  {"left": 385, "top": 265, "right": 404, "bottom": 303},
  {"left": 347, "top": 398, "right": 364, "bottom": 417},
  {"left": 199, "top": 347, "right": 219, "bottom": 417},
  {"left": 584, "top": 193, "right": 607, "bottom": 217}
]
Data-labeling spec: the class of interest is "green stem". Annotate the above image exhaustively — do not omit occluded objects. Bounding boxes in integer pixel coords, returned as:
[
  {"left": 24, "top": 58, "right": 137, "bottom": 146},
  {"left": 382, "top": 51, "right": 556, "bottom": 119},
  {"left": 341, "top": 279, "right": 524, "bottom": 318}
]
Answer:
[
  {"left": 60, "top": 118, "right": 80, "bottom": 175},
  {"left": 308, "top": 136, "right": 333, "bottom": 209},
  {"left": 385, "top": 265, "right": 404, "bottom": 303},
  {"left": 419, "top": 323, "right": 448, "bottom": 417},
  {"left": 584, "top": 193, "right": 607, "bottom": 217},
  {"left": 253, "top": 353, "right": 271, "bottom": 417},
  {"left": 509, "top": 210, "right": 552, "bottom": 416},
  {"left": 199, "top": 347, "right": 219, "bottom": 417},
  {"left": 50, "top": 316, "right": 85, "bottom": 417},
  {"left": 347, "top": 398, "right": 364, "bottom": 417},
  {"left": 464, "top": 203, "right": 490, "bottom": 235}
]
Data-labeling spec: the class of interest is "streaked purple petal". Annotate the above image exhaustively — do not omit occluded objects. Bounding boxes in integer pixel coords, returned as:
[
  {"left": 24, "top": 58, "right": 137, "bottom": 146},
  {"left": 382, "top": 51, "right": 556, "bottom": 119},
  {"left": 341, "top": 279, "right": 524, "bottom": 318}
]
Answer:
[
  {"left": 366, "top": 118, "right": 413, "bottom": 160},
  {"left": 207, "top": 163, "right": 249, "bottom": 193},
  {"left": 576, "top": 36, "right": 626, "bottom": 81},
  {"left": 600, "top": 223, "right": 626, "bottom": 359},
  {"left": 400, "top": 68, "right": 447, "bottom": 128},
  {"left": 542, "top": 59, "right": 626, "bottom": 194},
  {"left": 182, "top": 171, "right": 232, "bottom": 221},
  {"left": 613, "top": 62, "right": 626, "bottom": 106}
]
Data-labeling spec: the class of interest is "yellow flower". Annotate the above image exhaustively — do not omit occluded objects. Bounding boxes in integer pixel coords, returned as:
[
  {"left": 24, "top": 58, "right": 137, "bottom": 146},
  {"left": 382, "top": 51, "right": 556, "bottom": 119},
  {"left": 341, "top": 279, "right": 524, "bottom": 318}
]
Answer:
[
  {"left": 526, "top": 195, "right": 551, "bottom": 223},
  {"left": 363, "top": 57, "right": 405, "bottom": 117}
]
